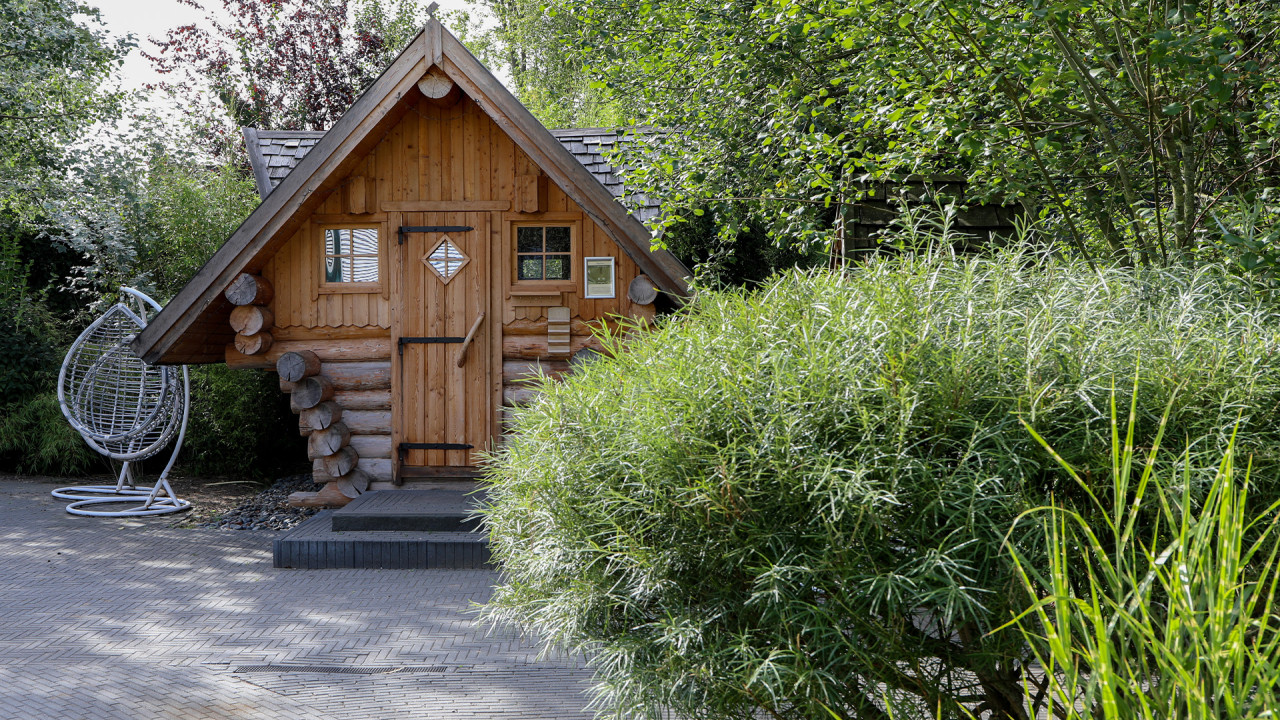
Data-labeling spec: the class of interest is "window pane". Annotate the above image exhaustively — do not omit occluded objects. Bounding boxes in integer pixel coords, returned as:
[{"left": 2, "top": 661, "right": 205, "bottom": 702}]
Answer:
[
  {"left": 518, "top": 255, "right": 543, "bottom": 280},
  {"left": 326, "top": 256, "right": 344, "bottom": 283},
  {"left": 545, "top": 226, "right": 571, "bottom": 252},
  {"left": 545, "top": 255, "right": 570, "bottom": 280},
  {"left": 349, "top": 255, "right": 379, "bottom": 283},
  {"left": 351, "top": 228, "right": 378, "bottom": 254},
  {"left": 323, "top": 227, "right": 380, "bottom": 284},
  {"left": 517, "top": 227, "right": 543, "bottom": 253},
  {"left": 326, "top": 228, "right": 345, "bottom": 255}
]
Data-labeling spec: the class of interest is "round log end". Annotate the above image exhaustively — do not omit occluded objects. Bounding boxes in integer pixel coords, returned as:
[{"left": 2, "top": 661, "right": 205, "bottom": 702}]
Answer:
[
  {"left": 417, "top": 66, "right": 459, "bottom": 102},
  {"left": 628, "top": 274, "right": 658, "bottom": 305},
  {"left": 301, "top": 400, "right": 343, "bottom": 430},
  {"left": 322, "top": 445, "right": 359, "bottom": 477},
  {"left": 229, "top": 304, "right": 274, "bottom": 335},
  {"left": 292, "top": 375, "right": 335, "bottom": 410},
  {"left": 277, "top": 350, "right": 322, "bottom": 382},
  {"left": 225, "top": 273, "right": 275, "bottom": 306},
  {"left": 234, "top": 331, "right": 273, "bottom": 356},
  {"left": 307, "top": 421, "right": 352, "bottom": 457}
]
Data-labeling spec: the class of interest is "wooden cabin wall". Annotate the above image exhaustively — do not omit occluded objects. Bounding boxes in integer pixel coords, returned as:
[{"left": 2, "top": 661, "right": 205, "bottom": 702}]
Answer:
[
  {"left": 261, "top": 222, "right": 392, "bottom": 330},
  {"left": 233, "top": 94, "right": 660, "bottom": 495}
]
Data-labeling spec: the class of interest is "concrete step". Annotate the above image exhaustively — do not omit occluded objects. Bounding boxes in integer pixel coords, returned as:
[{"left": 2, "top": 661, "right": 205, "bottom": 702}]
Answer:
[
  {"left": 330, "top": 488, "right": 484, "bottom": 532},
  {"left": 272, "top": 511, "right": 490, "bottom": 569}
]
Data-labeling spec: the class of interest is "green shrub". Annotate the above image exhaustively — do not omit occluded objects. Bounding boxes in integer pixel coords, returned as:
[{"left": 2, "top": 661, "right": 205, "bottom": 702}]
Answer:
[
  {"left": 0, "top": 232, "right": 63, "bottom": 405},
  {"left": 128, "top": 154, "right": 298, "bottom": 480},
  {"left": 1009, "top": 392, "right": 1280, "bottom": 719},
  {"left": 481, "top": 250, "right": 1280, "bottom": 720},
  {"left": 179, "top": 365, "right": 307, "bottom": 479},
  {"left": 0, "top": 391, "right": 96, "bottom": 475},
  {"left": 0, "top": 228, "right": 94, "bottom": 475}
]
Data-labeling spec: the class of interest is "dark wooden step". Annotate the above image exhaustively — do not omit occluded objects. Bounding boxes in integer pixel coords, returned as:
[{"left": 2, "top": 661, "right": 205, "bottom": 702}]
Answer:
[
  {"left": 330, "top": 488, "right": 484, "bottom": 532},
  {"left": 272, "top": 511, "right": 490, "bottom": 569}
]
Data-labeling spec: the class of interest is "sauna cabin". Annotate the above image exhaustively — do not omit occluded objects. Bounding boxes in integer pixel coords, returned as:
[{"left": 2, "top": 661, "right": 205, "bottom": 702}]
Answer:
[{"left": 130, "top": 20, "right": 691, "bottom": 507}]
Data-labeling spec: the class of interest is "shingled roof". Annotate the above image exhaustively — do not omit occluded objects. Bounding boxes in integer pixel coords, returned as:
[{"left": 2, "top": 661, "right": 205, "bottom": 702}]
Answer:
[
  {"left": 549, "top": 128, "right": 661, "bottom": 226},
  {"left": 244, "top": 126, "right": 662, "bottom": 225},
  {"left": 242, "top": 128, "right": 325, "bottom": 197}
]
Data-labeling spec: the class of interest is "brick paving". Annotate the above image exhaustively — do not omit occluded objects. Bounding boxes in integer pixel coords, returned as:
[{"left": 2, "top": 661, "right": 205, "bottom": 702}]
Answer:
[{"left": 0, "top": 479, "right": 596, "bottom": 719}]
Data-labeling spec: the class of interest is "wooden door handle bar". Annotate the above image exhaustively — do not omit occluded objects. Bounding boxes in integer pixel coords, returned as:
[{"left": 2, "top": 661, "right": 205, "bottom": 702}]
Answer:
[{"left": 454, "top": 312, "right": 486, "bottom": 368}]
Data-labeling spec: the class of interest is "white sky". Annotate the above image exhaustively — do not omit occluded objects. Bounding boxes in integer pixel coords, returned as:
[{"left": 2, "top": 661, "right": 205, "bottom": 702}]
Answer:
[
  {"left": 89, "top": 0, "right": 205, "bottom": 93},
  {"left": 88, "top": 0, "right": 478, "bottom": 94}
]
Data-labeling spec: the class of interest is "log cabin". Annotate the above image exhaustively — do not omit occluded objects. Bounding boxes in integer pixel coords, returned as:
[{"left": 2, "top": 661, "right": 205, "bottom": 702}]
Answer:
[{"left": 130, "top": 20, "right": 691, "bottom": 507}]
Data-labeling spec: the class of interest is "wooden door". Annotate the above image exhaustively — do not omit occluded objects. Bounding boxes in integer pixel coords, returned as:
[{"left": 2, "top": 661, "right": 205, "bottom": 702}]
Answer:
[{"left": 392, "top": 211, "right": 491, "bottom": 474}]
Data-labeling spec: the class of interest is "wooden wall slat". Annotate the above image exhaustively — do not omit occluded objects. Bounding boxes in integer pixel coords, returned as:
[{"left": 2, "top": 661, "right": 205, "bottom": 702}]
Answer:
[
  {"left": 450, "top": 101, "right": 464, "bottom": 202},
  {"left": 405, "top": 108, "right": 420, "bottom": 202},
  {"left": 464, "top": 106, "right": 477, "bottom": 201}
]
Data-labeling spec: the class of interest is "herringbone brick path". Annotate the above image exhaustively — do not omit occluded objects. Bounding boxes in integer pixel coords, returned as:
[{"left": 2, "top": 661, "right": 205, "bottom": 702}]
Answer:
[{"left": 0, "top": 478, "right": 595, "bottom": 719}]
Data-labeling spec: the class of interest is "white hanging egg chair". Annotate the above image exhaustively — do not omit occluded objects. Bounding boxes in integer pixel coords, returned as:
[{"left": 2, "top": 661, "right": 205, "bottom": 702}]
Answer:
[{"left": 54, "top": 287, "right": 192, "bottom": 517}]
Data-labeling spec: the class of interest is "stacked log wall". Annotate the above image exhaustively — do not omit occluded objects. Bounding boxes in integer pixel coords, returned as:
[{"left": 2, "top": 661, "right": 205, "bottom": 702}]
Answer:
[
  {"left": 224, "top": 274, "right": 276, "bottom": 357},
  {"left": 229, "top": 334, "right": 396, "bottom": 507}
]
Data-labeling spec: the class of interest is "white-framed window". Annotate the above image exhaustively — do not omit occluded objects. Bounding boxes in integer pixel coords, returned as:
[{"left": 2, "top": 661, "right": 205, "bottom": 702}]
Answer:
[{"left": 583, "top": 256, "right": 616, "bottom": 299}]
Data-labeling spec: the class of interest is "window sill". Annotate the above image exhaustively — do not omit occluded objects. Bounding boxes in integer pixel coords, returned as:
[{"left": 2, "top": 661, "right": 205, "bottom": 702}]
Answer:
[
  {"left": 318, "top": 283, "right": 383, "bottom": 295},
  {"left": 509, "top": 285, "right": 574, "bottom": 295}
]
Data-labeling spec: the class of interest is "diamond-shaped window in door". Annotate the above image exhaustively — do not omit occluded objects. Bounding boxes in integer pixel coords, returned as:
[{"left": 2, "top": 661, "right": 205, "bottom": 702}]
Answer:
[{"left": 422, "top": 236, "right": 470, "bottom": 284}]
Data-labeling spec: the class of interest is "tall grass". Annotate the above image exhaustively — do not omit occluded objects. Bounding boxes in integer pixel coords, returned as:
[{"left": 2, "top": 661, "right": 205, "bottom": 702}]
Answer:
[
  {"left": 482, "top": 249, "right": 1280, "bottom": 720},
  {"left": 1007, "top": 388, "right": 1280, "bottom": 719}
]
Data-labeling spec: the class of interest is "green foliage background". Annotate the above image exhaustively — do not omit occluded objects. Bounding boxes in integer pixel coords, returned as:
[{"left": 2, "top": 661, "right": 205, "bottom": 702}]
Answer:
[{"left": 478, "top": 0, "right": 1280, "bottom": 269}]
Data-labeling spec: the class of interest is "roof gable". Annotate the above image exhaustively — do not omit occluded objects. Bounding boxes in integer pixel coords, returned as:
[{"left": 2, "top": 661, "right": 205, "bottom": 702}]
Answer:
[
  {"left": 132, "top": 20, "right": 690, "bottom": 365},
  {"left": 245, "top": 126, "right": 662, "bottom": 227}
]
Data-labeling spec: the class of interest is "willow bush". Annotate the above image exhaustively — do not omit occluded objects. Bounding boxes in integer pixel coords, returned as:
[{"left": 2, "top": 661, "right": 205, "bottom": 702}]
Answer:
[{"left": 481, "top": 249, "right": 1280, "bottom": 720}]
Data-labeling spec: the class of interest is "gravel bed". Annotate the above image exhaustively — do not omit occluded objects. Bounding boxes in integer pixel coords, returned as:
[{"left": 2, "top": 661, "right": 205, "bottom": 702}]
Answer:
[{"left": 197, "top": 474, "right": 320, "bottom": 531}]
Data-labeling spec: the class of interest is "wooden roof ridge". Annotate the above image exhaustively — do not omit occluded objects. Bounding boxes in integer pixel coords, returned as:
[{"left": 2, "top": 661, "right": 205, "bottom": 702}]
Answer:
[{"left": 132, "top": 20, "right": 690, "bottom": 365}]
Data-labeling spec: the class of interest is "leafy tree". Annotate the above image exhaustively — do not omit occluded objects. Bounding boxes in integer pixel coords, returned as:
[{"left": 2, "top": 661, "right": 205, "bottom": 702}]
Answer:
[
  {"left": 660, "top": 206, "right": 822, "bottom": 287},
  {"left": 145, "top": 0, "right": 429, "bottom": 156},
  {"left": 0, "top": 0, "right": 130, "bottom": 318},
  {"left": 466, "top": 0, "right": 624, "bottom": 128},
  {"left": 0, "top": 0, "right": 129, "bottom": 211},
  {"left": 0, "top": 0, "right": 131, "bottom": 471},
  {"left": 131, "top": 141, "right": 303, "bottom": 479},
  {"left": 541, "top": 0, "right": 1280, "bottom": 266},
  {"left": 136, "top": 151, "right": 261, "bottom": 296},
  {"left": 0, "top": 0, "right": 130, "bottom": 386}
]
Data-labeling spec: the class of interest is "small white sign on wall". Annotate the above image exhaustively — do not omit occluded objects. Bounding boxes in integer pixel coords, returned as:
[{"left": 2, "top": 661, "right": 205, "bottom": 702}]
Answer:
[{"left": 583, "top": 256, "right": 616, "bottom": 299}]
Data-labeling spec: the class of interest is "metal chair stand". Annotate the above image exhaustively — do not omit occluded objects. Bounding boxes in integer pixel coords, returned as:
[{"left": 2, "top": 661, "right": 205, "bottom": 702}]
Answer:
[{"left": 54, "top": 287, "right": 193, "bottom": 518}]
